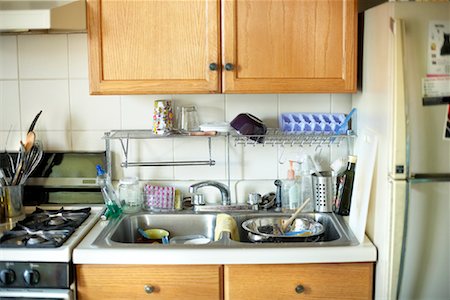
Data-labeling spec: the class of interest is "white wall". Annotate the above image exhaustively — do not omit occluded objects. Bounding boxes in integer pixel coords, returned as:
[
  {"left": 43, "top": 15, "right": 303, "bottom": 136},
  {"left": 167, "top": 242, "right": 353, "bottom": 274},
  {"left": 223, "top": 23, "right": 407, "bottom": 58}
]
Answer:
[{"left": 0, "top": 33, "right": 352, "bottom": 201}]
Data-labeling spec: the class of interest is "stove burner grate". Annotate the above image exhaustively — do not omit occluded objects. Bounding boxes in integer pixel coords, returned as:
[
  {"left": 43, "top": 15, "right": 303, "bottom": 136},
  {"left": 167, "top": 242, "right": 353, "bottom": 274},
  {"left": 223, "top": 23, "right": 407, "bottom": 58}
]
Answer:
[{"left": 0, "top": 207, "right": 90, "bottom": 248}]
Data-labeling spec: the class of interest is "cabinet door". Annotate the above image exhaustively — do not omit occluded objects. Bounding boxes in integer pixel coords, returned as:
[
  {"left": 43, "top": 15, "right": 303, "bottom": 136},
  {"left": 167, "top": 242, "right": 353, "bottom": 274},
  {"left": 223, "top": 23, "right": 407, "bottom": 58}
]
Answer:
[
  {"left": 224, "top": 263, "right": 373, "bottom": 300},
  {"left": 87, "top": 0, "right": 220, "bottom": 95},
  {"left": 222, "top": 0, "right": 357, "bottom": 93},
  {"left": 76, "top": 265, "right": 223, "bottom": 300}
]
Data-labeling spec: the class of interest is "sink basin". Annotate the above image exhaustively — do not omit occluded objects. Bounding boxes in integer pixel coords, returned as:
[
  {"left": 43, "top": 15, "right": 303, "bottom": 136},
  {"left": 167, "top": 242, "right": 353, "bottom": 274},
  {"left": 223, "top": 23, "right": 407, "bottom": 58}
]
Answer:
[
  {"left": 101, "top": 213, "right": 216, "bottom": 244},
  {"left": 93, "top": 211, "right": 358, "bottom": 248},
  {"left": 233, "top": 213, "right": 344, "bottom": 244}
]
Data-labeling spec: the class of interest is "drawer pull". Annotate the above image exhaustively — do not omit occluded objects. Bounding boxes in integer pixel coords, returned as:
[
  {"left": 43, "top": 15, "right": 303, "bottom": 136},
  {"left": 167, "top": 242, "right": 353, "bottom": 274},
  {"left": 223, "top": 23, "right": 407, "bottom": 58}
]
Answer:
[
  {"left": 295, "top": 284, "right": 305, "bottom": 294},
  {"left": 144, "top": 285, "right": 155, "bottom": 294}
]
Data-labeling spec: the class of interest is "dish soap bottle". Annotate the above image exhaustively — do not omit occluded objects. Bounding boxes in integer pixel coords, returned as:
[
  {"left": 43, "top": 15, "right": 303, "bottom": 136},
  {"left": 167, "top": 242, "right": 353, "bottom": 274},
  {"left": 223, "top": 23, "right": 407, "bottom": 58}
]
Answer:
[
  {"left": 282, "top": 160, "right": 301, "bottom": 211},
  {"left": 96, "top": 165, "right": 122, "bottom": 219},
  {"left": 333, "top": 155, "right": 357, "bottom": 216}
]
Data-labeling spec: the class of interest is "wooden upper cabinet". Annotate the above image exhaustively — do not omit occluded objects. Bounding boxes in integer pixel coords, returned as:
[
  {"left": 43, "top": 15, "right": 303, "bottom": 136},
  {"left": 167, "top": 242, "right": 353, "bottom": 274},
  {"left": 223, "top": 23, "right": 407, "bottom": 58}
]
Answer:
[
  {"left": 222, "top": 0, "right": 357, "bottom": 93},
  {"left": 87, "top": 0, "right": 220, "bottom": 94},
  {"left": 87, "top": 0, "right": 357, "bottom": 95}
]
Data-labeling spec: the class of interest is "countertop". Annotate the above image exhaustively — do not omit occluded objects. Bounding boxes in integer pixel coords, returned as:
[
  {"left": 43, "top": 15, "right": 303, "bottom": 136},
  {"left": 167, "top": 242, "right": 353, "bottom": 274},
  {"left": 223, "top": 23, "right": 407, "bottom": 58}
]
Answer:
[{"left": 73, "top": 214, "right": 377, "bottom": 265}]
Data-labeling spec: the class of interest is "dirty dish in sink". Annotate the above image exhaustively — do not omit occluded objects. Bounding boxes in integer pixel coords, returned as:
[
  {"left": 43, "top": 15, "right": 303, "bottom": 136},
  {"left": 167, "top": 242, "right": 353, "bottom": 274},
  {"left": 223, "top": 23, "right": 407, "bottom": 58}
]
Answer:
[
  {"left": 170, "top": 235, "right": 211, "bottom": 245},
  {"left": 242, "top": 216, "right": 324, "bottom": 243},
  {"left": 137, "top": 228, "right": 169, "bottom": 244}
]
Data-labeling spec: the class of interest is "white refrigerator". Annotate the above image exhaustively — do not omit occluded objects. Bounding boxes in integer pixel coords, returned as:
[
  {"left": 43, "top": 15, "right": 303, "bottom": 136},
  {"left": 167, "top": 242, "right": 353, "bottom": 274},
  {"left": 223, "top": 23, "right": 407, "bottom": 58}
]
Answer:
[{"left": 353, "top": 2, "right": 450, "bottom": 300}]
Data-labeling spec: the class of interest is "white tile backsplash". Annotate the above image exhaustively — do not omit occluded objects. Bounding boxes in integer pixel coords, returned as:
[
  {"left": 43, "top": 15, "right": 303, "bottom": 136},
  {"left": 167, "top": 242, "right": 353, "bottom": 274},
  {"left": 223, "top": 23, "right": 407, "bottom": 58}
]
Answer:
[
  {"left": 173, "top": 137, "right": 226, "bottom": 180},
  {"left": 69, "top": 79, "right": 121, "bottom": 130},
  {"left": 18, "top": 35, "right": 68, "bottom": 79},
  {"left": 71, "top": 131, "right": 106, "bottom": 151},
  {"left": 0, "top": 36, "right": 18, "bottom": 79},
  {"left": 35, "top": 130, "right": 72, "bottom": 151},
  {"left": 226, "top": 94, "right": 278, "bottom": 127},
  {"left": 173, "top": 94, "right": 226, "bottom": 125},
  {"left": 20, "top": 80, "right": 70, "bottom": 131},
  {"left": 68, "top": 34, "right": 89, "bottom": 78},
  {"left": 2, "top": 33, "right": 353, "bottom": 186},
  {"left": 0, "top": 81, "right": 20, "bottom": 131},
  {"left": 121, "top": 95, "right": 168, "bottom": 130}
]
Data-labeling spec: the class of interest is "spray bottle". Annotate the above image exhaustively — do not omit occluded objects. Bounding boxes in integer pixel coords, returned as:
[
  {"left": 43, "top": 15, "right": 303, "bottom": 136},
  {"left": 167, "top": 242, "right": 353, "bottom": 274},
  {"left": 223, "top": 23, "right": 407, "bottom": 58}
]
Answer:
[{"left": 96, "top": 165, "right": 122, "bottom": 219}]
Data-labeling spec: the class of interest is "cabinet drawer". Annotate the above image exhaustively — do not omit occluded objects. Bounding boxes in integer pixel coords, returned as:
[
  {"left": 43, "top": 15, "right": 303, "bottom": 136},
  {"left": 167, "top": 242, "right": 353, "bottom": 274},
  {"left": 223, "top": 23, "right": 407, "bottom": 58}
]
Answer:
[
  {"left": 224, "top": 263, "right": 373, "bottom": 300},
  {"left": 76, "top": 264, "right": 223, "bottom": 300}
]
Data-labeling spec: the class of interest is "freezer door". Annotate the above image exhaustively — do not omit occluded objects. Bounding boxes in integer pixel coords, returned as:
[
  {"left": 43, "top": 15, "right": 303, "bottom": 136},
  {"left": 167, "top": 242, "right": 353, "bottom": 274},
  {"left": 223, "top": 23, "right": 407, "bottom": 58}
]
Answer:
[{"left": 398, "top": 181, "right": 450, "bottom": 300}]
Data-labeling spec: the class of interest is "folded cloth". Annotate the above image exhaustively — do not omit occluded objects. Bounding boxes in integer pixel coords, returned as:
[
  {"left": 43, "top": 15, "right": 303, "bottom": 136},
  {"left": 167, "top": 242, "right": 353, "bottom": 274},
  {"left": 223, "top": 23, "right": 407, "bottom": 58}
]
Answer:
[{"left": 214, "top": 213, "right": 239, "bottom": 241}]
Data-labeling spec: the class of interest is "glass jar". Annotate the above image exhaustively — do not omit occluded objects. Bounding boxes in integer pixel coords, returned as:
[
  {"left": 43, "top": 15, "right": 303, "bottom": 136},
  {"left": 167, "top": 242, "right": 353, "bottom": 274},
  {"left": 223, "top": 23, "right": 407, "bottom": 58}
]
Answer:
[{"left": 118, "top": 177, "right": 142, "bottom": 213}]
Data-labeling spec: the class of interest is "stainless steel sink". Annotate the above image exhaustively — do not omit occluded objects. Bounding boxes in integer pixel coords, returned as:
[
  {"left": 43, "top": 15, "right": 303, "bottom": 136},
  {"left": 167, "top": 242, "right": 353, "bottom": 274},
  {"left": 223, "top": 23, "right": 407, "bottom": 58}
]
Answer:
[{"left": 93, "top": 211, "right": 358, "bottom": 248}]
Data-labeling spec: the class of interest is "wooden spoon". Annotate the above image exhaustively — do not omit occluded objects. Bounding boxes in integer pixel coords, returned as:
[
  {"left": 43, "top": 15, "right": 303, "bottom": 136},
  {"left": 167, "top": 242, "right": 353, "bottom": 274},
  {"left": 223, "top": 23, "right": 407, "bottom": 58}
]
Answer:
[
  {"left": 24, "top": 131, "right": 35, "bottom": 153},
  {"left": 281, "top": 198, "right": 311, "bottom": 233}
]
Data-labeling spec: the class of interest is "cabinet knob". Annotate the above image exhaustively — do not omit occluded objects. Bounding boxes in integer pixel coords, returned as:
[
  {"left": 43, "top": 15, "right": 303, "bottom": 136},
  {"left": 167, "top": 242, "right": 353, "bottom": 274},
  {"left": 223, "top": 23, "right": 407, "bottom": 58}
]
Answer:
[
  {"left": 295, "top": 284, "right": 305, "bottom": 294},
  {"left": 144, "top": 284, "right": 155, "bottom": 294},
  {"left": 209, "top": 63, "right": 218, "bottom": 71},
  {"left": 225, "top": 63, "right": 234, "bottom": 71}
]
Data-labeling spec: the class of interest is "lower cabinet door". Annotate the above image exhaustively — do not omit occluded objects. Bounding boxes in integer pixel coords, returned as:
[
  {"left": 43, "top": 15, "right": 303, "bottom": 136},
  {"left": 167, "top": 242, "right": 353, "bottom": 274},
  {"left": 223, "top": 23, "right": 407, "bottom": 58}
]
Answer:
[
  {"left": 224, "top": 263, "right": 373, "bottom": 300},
  {"left": 76, "top": 265, "right": 223, "bottom": 300}
]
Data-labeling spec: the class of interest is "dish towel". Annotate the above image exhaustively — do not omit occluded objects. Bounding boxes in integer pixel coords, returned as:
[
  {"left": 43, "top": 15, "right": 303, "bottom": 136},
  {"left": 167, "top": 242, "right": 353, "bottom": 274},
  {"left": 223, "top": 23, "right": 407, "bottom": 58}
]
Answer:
[{"left": 214, "top": 213, "right": 239, "bottom": 241}]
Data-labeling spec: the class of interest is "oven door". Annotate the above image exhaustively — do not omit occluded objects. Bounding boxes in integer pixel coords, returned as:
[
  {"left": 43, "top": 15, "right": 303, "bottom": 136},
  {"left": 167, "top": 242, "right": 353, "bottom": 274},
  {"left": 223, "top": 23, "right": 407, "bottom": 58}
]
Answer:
[{"left": 0, "top": 288, "right": 72, "bottom": 300}]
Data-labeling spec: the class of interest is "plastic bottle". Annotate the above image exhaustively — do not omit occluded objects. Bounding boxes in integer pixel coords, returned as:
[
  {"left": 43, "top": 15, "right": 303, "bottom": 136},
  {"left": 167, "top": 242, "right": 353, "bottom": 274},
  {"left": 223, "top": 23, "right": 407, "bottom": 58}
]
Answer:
[
  {"left": 333, "top": 155, "right": 357, "bottom": 216},
  {"left": 282, "top": 161, "right": 301, "bottom": 211},
  {"left": 299, "top": 155, "right": 314, "bottom": 212},
  {"left": 96, "top": 165, "right": 122, "bottom": 219}
]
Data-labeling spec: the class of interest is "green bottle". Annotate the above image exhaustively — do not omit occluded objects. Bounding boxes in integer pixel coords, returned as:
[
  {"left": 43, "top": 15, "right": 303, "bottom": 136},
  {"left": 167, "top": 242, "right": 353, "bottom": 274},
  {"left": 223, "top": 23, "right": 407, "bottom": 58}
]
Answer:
[{"left": 333, "top": 155, "right": 357, "bottom": 216}]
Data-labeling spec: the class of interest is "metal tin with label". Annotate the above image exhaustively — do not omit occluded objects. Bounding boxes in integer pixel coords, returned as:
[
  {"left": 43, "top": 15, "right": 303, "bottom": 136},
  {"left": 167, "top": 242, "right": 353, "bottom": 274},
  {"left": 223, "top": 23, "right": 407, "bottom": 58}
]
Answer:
[{"left": 153, "top": 100, "right": 173, "bottom": 135}]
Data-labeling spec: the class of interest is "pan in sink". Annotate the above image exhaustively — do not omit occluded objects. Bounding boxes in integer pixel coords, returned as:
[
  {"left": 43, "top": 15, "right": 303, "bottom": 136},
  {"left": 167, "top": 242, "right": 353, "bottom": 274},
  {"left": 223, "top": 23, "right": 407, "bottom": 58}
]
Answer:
[{"left": 242, "top": 217, "right": 325, "bottom": 243}]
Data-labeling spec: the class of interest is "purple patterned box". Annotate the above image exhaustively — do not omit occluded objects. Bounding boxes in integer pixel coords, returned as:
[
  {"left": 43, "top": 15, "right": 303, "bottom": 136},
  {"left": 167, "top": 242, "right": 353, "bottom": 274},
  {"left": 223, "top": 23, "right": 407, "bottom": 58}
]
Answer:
[{"left": 144, "top": 185, "right": 175, "bottom": 211}]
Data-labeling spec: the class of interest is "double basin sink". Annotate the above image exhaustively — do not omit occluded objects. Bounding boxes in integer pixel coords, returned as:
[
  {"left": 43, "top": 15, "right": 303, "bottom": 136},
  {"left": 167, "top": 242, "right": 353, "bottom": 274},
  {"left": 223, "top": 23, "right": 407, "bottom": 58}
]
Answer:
[{"left": 93, "top": 211, "right": 359, "bottom": 248}]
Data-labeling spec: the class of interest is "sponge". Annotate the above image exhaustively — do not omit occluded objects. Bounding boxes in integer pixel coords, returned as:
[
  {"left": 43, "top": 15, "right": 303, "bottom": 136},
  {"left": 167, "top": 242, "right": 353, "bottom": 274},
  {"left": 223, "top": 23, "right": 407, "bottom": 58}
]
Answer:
[{"left": 214, "top": 213, "right": 239, "bottom": 241}]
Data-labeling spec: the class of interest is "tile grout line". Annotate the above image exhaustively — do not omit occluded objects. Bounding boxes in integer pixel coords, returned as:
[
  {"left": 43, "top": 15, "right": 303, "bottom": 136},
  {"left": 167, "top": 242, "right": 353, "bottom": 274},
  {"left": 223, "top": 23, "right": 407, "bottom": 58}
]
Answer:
[
  {"left": 16, "top": 35, "right": 23, "bottom": 136},
  {"left": 66, "top": 34, "right": 73, "bottom": 150}
]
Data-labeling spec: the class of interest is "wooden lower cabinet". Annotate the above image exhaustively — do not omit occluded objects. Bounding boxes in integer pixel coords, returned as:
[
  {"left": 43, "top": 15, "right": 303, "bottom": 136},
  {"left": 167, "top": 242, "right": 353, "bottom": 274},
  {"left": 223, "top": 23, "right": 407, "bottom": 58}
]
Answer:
[
  {"left": 76, "top": 263, "right": 372, "bottom": 300},
  {"left": 224, "top": 263, "right": 373, "bottom": 300},
  {"left": 76, "top": 265, "right": 223, "bottom": 300}
]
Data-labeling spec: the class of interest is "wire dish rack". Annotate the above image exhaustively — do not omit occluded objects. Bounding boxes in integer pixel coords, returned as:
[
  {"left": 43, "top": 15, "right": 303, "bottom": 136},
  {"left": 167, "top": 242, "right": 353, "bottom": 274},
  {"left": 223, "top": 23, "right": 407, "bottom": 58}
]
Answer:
[
  {"left": 231, "top": 128, "right": 356, "bottom": 147},
  {"left": 102, "top": 129, "right": 355, "bottom": 172}
]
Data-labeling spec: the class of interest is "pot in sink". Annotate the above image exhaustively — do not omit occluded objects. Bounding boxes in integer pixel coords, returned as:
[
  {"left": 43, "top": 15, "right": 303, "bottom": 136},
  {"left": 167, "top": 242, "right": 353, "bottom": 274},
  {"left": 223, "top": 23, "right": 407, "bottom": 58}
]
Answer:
[{"left": 242, "top": 216, "right": 325, "bottom": 243}]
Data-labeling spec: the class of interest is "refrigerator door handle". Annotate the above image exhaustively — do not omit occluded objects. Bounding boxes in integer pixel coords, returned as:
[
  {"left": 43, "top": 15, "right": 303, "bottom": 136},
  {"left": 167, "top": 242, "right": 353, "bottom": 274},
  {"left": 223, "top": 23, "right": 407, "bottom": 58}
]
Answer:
[
  {"left": 409, "top": 173, "right": 450, "bottom": 182},
  {"left": 390, "top": 18, "right": 408, "bottom": 180}
]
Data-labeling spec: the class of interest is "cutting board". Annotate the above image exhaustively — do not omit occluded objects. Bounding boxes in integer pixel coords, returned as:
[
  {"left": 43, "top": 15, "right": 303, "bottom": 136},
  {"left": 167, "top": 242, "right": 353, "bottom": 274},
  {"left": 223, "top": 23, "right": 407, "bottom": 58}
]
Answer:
[{"left": 349, "top": 128, "right": 378, "bottom": 243}]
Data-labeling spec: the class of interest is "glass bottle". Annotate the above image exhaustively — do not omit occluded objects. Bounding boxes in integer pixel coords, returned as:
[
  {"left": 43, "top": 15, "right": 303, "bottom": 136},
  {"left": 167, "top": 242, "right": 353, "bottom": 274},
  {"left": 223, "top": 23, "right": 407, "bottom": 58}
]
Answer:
[{"left": 333, "top": 155, "right": 357, "bottom": 216}]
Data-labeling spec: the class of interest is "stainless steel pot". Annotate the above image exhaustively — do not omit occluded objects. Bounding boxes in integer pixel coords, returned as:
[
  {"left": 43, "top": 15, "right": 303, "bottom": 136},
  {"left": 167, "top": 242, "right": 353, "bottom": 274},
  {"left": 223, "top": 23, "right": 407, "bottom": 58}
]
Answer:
[{"left": 242, "top": 216, "right": 324, "bottom": 243}]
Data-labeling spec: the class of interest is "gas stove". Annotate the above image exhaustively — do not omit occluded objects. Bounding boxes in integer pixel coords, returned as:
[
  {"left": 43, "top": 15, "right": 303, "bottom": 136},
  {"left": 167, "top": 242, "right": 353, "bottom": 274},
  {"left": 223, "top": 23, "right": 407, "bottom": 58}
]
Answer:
[
  {"left": 0, "top": 205, "right": 103, "bottom": 299},
  {"left": 0, "top": 207, "right": 91, "bottom": 248}
]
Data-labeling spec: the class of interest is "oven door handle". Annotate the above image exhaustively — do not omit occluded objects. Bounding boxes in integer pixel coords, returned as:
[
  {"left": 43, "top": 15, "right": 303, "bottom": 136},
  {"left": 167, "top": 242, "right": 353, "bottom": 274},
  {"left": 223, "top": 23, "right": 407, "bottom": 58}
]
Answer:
[{"left": 0, "top": 288, "right": 72, "bottom": 299}]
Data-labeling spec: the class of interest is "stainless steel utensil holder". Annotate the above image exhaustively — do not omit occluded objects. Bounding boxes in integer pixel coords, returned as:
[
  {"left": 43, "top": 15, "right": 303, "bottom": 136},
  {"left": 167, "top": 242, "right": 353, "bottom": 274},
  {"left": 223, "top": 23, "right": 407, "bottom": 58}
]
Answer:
[{"left": 312, "top": 172, "right": 334, "bottom": 213}]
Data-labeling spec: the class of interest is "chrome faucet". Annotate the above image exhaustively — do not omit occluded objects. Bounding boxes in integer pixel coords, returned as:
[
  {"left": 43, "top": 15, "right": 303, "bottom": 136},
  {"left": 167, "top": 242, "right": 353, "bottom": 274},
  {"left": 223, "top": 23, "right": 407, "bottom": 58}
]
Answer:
[{"left": 189, "top": 181, "right": 231, "bottom": 206}]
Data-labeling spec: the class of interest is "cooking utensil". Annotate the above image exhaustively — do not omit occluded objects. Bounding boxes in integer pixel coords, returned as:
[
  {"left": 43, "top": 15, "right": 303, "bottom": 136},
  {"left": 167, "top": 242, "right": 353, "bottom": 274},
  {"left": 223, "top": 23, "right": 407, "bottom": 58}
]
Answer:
[
  {"left": 23, "top": 131, "right": 36, "bottom": 153},
  {"left": 27, "top": 110, "right": 42, "bottom": 133},
  {"left": 281, "top": 198, "right": 311, "bottom": 232},
  {"left": 19, "top": 140, "right": 44, "bottom": 185}
]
